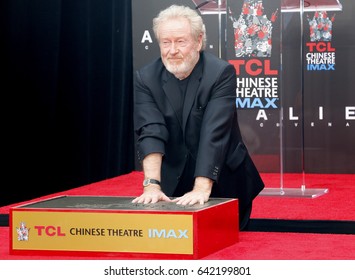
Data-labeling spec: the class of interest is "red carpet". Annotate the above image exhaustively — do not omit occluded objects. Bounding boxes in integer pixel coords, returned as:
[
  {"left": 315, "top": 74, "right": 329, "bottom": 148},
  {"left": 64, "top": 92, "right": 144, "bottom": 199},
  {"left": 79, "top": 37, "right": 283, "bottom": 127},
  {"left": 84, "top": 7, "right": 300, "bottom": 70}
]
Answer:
[
  {"left": 253, "top": 173, "right": 355, "bottom": 221},
  {"left": 1, "top": 171, "right": 354, "bottom": 260}
]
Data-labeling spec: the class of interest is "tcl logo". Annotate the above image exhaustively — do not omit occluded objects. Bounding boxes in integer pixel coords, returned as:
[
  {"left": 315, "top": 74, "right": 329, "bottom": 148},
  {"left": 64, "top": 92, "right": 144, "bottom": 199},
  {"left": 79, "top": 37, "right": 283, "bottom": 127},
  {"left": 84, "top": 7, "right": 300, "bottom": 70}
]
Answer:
[{"left": 34, "top": 226, "right": 66, "bottom": 236}]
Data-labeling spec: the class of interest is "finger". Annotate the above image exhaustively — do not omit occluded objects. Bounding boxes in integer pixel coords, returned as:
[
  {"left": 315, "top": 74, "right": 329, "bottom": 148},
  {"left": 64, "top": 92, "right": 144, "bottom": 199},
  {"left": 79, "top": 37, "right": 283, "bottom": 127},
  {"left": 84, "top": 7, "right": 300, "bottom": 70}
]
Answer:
[
  {"left": 132, "top": 196, "right": 144, "bottom": 204},
  {"left": 174, "top": 196, "right": 186, "bottom": 205},
  {"left": 133, "top": 194, "right": 153, "bottom": 204},
  {"left": 143, "top": 196, "right": 154, "bottom": 204},
  {"left": 161, "top": 195, "right": 172, "bottom": 202},
  {"left": 176, "top": 196, "right": 193, "bottom": 205},
  {"left": 171, "top": 196, "right": 181, "bottom": 202},
  {"left": 149, "top": 196, "right": 159, "bottom": 204},
  {"left": 196, "top": 197, "right": 205, "bottom": 205}
]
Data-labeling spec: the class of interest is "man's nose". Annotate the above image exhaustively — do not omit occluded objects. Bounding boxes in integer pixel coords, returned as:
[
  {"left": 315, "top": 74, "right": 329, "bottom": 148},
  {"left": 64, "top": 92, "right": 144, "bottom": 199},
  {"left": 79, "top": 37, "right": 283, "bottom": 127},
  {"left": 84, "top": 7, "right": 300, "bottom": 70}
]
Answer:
[{"left": 169, "top": 42, "right": 179, "bottom": 53}]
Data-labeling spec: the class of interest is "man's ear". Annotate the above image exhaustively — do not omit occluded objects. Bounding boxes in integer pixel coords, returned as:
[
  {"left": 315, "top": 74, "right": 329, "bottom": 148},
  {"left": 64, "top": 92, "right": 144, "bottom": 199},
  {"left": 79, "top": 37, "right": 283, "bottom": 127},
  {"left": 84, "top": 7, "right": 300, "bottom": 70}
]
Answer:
[{"left": 197, "top": 33, "right": 203, "bottom": 51}]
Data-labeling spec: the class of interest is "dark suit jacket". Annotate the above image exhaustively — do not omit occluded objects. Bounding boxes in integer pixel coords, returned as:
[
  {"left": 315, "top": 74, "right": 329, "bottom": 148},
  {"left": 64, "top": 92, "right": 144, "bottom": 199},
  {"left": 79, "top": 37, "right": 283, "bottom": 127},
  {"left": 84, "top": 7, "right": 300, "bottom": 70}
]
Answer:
[{"left": 134, "top": 51, "right": 264, "bottom": 212}]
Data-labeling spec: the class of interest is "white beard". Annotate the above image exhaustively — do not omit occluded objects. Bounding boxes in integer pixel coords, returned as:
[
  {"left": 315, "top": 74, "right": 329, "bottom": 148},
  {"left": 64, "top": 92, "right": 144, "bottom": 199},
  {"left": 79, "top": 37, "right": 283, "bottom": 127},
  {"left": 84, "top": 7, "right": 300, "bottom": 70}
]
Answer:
[{"left": 164, "top": 51, "right": 199, "bottom": 80}]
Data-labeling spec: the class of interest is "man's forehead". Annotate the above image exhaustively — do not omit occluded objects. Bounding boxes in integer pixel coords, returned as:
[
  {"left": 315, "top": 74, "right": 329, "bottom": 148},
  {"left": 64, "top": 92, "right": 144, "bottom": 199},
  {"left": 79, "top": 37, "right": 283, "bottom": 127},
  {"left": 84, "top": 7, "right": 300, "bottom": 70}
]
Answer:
[{"left": 157, "top": 18, "right": 193, "bottom": 37}]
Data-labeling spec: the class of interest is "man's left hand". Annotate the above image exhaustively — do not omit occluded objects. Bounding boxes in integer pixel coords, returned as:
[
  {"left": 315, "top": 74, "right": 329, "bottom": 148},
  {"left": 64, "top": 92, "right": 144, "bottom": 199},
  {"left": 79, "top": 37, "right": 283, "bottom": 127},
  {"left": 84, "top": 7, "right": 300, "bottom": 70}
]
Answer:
[{"left": 172, "top": 177, "right": 213, "bottom": 205}]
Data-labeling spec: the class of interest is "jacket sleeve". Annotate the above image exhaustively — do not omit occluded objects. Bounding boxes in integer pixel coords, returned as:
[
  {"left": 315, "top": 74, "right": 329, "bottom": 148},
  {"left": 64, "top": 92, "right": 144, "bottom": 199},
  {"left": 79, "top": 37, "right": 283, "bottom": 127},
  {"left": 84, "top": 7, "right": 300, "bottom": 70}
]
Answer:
[
  {"left": 193, "top": 63, "right": 237, "bottom": 182},
  {"left": 133, "top": 70, "right": 168, "bottom": 162}
]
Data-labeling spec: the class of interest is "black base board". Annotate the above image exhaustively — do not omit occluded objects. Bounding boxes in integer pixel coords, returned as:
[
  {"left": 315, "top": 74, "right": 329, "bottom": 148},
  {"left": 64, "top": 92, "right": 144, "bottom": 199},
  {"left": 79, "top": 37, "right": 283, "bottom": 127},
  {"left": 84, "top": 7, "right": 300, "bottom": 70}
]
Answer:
[
  {"left": 0, "top": 214, "right": 9, "bottom": 227},
  {"left": 246, "top": 218, "right": 355, "bottom": 234}
]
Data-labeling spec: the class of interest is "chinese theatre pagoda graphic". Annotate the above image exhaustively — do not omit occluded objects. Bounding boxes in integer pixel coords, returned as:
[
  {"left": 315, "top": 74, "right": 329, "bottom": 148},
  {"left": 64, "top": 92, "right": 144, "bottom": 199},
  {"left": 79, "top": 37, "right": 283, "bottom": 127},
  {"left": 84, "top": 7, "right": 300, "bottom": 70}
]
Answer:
[
  {"left": 228, "top": 0, "right": 278, "bottom": 57},
  {"left": 307, "top": 11, "right": 335, "bottom": 42}
]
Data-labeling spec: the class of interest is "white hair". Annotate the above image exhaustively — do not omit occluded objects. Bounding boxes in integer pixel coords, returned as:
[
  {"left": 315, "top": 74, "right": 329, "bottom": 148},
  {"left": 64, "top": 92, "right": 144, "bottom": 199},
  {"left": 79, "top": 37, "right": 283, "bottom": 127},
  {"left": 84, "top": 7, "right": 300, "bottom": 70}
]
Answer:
[{"left": 152, "top": 5, "right": 207, "bottom": 50}]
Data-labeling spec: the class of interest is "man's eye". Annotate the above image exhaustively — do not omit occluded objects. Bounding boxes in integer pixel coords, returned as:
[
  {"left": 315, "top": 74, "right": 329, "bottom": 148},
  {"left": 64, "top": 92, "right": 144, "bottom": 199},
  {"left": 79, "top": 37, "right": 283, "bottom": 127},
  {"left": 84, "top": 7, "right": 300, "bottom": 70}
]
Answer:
[{"left": 178, "top": 40, "right": 188, "bottom": 46}]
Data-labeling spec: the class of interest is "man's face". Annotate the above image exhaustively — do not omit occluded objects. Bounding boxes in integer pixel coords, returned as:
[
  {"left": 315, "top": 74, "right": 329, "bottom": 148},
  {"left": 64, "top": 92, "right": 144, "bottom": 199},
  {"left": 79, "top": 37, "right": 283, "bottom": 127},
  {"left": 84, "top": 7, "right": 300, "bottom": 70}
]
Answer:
[{"left": 157, "top": 17, "right": 202, "bottom": 79}]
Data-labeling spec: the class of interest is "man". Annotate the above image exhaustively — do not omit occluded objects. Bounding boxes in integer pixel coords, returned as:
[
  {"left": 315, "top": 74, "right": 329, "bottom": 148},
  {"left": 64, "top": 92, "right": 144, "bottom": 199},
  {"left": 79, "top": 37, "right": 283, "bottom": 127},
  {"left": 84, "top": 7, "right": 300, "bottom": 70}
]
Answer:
[{"left": 133, "top": 5, "right": 264, "bottom": 230}]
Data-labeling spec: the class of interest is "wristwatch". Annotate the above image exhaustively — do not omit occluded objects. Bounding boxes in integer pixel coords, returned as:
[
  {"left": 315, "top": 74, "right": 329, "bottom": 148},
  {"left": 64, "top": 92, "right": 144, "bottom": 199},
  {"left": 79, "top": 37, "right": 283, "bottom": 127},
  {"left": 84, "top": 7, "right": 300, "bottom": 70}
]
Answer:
[{"left": 143, "top": 178, "right": 161, "bottom": 187}]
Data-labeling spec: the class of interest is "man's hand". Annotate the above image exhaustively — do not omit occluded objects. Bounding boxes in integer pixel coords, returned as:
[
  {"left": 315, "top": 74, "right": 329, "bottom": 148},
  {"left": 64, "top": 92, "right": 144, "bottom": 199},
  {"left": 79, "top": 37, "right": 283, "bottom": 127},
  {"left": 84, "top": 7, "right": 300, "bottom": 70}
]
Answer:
[
  {"left": 172, "top": 177, "right": 213, "bottom": 205},
  {"left": 132, "top": 185, "right": 171, "bottom": 204}
]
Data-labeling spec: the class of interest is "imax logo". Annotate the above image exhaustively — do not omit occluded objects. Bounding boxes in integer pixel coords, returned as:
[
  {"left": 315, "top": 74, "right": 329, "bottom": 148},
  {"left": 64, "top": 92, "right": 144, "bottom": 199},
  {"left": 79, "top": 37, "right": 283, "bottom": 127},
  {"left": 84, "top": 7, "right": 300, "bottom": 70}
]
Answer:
[
  {"left": 148, "top": 229, "right": 188, "bottom": 239},
  {"left": 236, "top": 98, "right": 279, "bottom": 109}
]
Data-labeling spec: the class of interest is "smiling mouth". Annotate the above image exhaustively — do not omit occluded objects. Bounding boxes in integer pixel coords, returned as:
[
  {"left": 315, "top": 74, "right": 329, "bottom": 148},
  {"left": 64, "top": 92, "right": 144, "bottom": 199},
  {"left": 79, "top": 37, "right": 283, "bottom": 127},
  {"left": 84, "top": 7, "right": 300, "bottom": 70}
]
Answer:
[
  {"left": 168, "top": 57, "right": 183, "bottom": 62},
  {"left": 169, "top": 58, "right": 182, "bottom": 64}
]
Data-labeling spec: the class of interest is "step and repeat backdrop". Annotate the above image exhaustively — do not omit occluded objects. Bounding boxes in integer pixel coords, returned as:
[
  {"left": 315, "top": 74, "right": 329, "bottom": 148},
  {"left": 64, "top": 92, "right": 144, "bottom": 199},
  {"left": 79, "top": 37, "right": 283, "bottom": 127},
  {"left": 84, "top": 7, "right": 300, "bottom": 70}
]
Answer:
[{"left": 132, "top": 0, "right": 355, "bottom": 175}]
